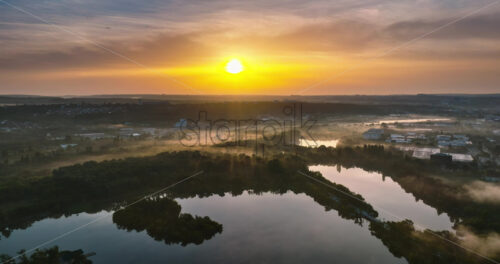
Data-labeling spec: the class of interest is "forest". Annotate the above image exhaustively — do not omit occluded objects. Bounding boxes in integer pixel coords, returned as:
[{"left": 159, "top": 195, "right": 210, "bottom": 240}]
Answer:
[{"left": 1, "top": 146, "right": 498, "bottom": 263}]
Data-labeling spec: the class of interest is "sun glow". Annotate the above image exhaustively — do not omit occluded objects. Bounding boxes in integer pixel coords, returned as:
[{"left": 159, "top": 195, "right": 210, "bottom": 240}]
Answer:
[
  {"left": 42, "top": 54, "right": 332, "bottom": 94},
  {"left": 225, "top": 58, "right": 244, "bottom": 74}
]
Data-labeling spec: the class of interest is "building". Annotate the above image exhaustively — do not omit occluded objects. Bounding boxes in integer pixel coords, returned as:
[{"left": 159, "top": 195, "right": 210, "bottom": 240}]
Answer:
[
  {"left": 387, "top": 134, "right": 411, "bottom": 144},
  {"left": 406, "top": 132, "right": 426, "bottom": 140},
  {"left": 431, "top": 153, "right": 452, "bottom": 164},
  {"left": 436, "top": 135, "right": 451, "bottom": 141},
  {"left": 412, "top": 148, "right": 440, "bottom": 159},
  {"left": 453, "top": 134, "right": 469, "bottom": 141},
  {"left": 449, "top": 139, "right": 467, "bottom": 147},
  {"left": 445, "top": 153, "right": 474, "bottom": 162},
  {"left": 438, "top": 139, "right": 468, "bottom": 148},
  {"left": 437, "top": 134, "right": 470, "bottom": 148},
  {"left": 362, "top": 129, "right": 384, "bottom": 140},
  {"left": 438, "top": 140, "right": 450, "bottom": 147},
  {"left": 391, "top": 134, "right": 404, "bottom": 140}
]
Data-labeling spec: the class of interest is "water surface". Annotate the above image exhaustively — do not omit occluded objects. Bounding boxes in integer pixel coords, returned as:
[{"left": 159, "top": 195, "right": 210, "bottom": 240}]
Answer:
[
  {"left": 309, "top": 165, "right": 455, "bottom": 231},
  {"left": 1, "top": 165, "right": 460, "bottom": 263},
  {"left": 0, "top": 191, "right": 405, "bottom": 264}
]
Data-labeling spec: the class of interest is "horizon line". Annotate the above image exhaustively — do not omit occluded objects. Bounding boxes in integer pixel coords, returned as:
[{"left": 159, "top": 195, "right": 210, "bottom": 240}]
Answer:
[{"left": 1, "top": 93, "right": 500, "bottom": 98}]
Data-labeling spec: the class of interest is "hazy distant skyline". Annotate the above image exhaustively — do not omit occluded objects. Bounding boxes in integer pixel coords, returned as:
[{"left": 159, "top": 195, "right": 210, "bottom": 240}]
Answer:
[{"left": 1, "top": 0, "right": 499, "bottom": 95}]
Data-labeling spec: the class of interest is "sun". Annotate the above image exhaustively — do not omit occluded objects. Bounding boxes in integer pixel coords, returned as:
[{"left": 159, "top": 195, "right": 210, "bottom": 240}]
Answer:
[{"left": 225, "top": 58, "right": 244, "bottom": 74}]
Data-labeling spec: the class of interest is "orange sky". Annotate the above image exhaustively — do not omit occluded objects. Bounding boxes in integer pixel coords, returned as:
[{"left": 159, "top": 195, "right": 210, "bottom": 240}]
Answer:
[{"left": 0, "top": 0, "right": 499, "bottom": 95}]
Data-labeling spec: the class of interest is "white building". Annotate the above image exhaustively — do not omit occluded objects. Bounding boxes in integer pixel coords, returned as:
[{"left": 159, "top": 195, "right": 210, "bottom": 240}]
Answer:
[
  {"left": 444, "top": 153, "right": 474, "bottom": 162},
  {"left": 412, "top": 148, "right": 441, "bottom": 159}
]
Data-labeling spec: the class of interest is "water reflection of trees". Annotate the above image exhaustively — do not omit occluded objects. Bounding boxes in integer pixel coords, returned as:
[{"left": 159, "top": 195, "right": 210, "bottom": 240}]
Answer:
[
  {"left": 369, "top": 220, "right": 489, "bottom": 264},
  {"left": 0, "top": 149, "right": 498, "bottom": 263},
  {"left": 0, "top": 246, "right": 93, "bottom": 264},
  {"left": 298, "top": 145, "right": 500, "bottom": 234},
  {"left": 113, "top": 198, "right": 222, "bottom": 246},
  {"left": 0, "top": 151, "right": 376, "bottom": 241}
]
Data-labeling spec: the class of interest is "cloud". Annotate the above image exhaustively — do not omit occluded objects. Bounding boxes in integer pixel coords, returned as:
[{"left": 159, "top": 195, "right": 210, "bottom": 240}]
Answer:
[
  {"left": 265, "top": 20, "right": 380, "bottom": 52},
  {"left": 1, "top": 0, "right": 500, "bottom": 94},
  {"left": 385, "top": 12, "right": 500, "bottom": 40},
  {"left": 3, "top": 11, "right": 500, "bottom": 72},
  {"left": 0, "top": 32, "right": 212, "bottom": 70}
]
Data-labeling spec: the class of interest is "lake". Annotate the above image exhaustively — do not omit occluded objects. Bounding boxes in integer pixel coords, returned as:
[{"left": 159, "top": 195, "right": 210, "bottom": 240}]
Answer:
[
  {"left": 0, "top": 165, "right": 459, "bottom": 264},
  {"left": 309, "top": 165, "right": 455, "bottom": 232}
]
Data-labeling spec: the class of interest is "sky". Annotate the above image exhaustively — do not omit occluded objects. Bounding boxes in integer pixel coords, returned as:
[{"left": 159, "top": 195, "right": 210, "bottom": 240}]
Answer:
[{"left": 0, "top": 0, "right": 499, "bottom": 95}]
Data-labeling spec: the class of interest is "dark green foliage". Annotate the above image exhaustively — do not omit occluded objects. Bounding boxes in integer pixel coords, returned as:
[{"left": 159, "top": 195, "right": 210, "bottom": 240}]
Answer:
[
  {"left": 296, "top": 145, "right": 500, "bottom": 233},
  {"left": 1, "top": 148, "right": 499, "bottom": 263},
  {"left": 0, "top": 150, "right": 376, "bottom": 242},
  {"left": 113, "top": 198, "right": 222, "bottom": 246},
  {"left": 0, "top": 246, "right": 92, "bottom": 264},
  {"left": 370, "top": 221, "right": 490, "bottom": 264},
  {"left": 266, "top": 159, "right": 284, "bottom": 173}
]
